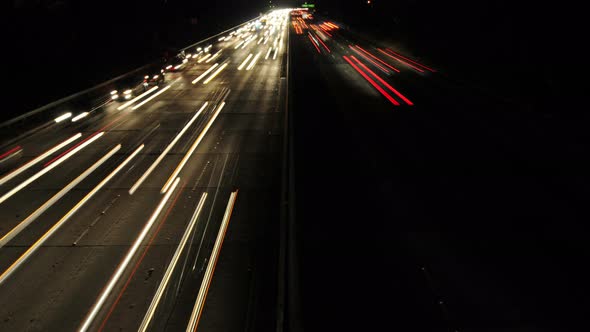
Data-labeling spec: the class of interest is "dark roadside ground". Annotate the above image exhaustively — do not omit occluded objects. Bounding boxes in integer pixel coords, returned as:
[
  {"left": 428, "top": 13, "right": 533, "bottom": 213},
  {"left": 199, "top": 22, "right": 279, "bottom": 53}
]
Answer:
[{"left": 289, "top": 1, "right": 589, "bottom": 331}]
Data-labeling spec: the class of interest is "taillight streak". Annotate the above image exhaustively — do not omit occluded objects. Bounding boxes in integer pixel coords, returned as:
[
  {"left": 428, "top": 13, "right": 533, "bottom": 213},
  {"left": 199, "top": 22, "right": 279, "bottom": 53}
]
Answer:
[
  {"left": 348, "top": 45, "right": 391, "bottom": 74},
  {"left": 342, "top": 56, "right": 400, "bottom": 106},
  {"left": 385, "top": 48, "right": 436, "bottom": 72},
  {"left": 350, "top": 56, "right": 413, "bottom": 106},
  {"left": 353, "top": 45, "right": 400, "bottom": 72}
]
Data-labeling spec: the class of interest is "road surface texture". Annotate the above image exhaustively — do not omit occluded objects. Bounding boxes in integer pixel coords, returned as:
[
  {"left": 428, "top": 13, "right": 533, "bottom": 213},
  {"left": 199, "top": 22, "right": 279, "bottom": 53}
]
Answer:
[{"left": 0, "top": 11, "right": 289, "bottom": 332}]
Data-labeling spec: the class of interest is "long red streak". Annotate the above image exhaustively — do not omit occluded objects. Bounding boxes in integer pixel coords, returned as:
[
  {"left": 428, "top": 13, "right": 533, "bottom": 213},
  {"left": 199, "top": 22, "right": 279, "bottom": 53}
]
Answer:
[
  {"left": 376, "top": 48, "right": 425, "bottom": 73},
  {"left": 350, "top": 56, "right": 413, "bottom": 106},
  {"left": 343, "top": 56, "right": 400, "bottom": 106},
  {"left": 308, "top": 35, "right": 321, "bottom": 54},
  {"left": 97, "top": 184, "right": 185, "bottom": 332},
  {"left": 0, "top": 146, "right": 22, "bottom": 160},
  {"left": 319, "top": 26, "right": 333, "bottom": 37},
  {"left": 314, "top": 32, "right": 331, "bottom": 53},
  {"left": 348, "top": 46, "right": 390, "bottom": 74},
  {"left": 385, "top": 48, "right": 436, "bottom": 72},
  {"left": 354, "top": 45, "right": 401, "bottom": 72}
]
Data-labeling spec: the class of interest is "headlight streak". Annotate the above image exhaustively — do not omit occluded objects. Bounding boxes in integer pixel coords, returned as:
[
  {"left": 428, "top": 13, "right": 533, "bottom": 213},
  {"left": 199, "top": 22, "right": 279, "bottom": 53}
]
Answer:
[
  {"left": 128, "top": 102, "right": 209, "bottom": 195},
  {"left": 197, "top": 53, "right": 211, "bottom": 63},
  {"left": 246, "top": 52, "right": 262, "bottom": 71},
  {"left": 54, "top": 112, "right": 72, "bottom": 123},
  {"left": 238, "top": 54, "right": 253, "bottom": 70},
  {"left": 131, "top": 85, "right": 171, "bottom": 110},
  {"left": 202, "top": 63, "right": 228, "bottom": 84},
  {"left": 192, "top": 63, "right": 219, "bottom": 84},
  {"left": 117, "top": 86, "right": 159, "bottom": 111},
  {"left": 161, "top": 101, "right": 226, "bottom": 194},
  {"left": 79, "top": 176, "right": 180, "bottom": 332},
  {"left": 138, "top": 192, "right": 208, "bottom": 332},
  {"left": 0, "top": 144, "right": 143, "bottom": 287},
  {"left": 185, "top": 190, "right": 238, "bottom": 332},
  {"left": 0, "top": 144, "right": 121, "bottom": 248},
  {"left": 0, "top": 133, "right": 81, "bottom": 186},
  {"left": 0, "top": 133, "right": 103, "bottom": 205},
  {"left": 71, "top": 112, "right": 89, "bottom": 122}
]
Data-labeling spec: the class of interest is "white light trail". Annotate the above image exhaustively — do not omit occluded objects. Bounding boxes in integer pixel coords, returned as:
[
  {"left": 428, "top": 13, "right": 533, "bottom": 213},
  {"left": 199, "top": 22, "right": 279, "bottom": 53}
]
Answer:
[
  {"left": 129, "top": 102, "right": 208, "bottom": 195},
  {"left": 54, "top": 112, "right": 72, "bottom": 123},
  {"left": 192, "top": 63, "right": 219, "bottom": 84},
  {"left": 197, "top": 53, "right": 211, "bottom": 63},
  {"left": 0, "top": 132, "right": 104, "bottom": 205},
  {"left": 78, "top": 176, "right": 178, "bottom": 332},
  {"left": 71, "top": 112, "right": 89, "bottom": 122},
  {"left": 117, "top": 86, "right": 158, "bottom": 111},
  {"left": 138, "top": 192, "right": 207, "bottom": 332},
  {"left": 273, "top": 48, "right": 278, "bottom": 60},
  {"left": 238, "top": 54, "right": 253, "bottom": 70},
  {"left": 265, "top": 47, "right": 273, "bottom": 60},
  {"left": 0, "top": 144, "right": 143, "bottom": 287},
  {"left": 131, "top": 85, "right": 171, "bottom": 110},
  {"left": 0, "top": 144, "right": 121, "bottom": 248},
  {"left": 185, "top": 191, "right": 238, "bottom": 332},
  {"left": 202, "top": 63, "right": 228, "bottom": 85},
  {"left": 0, "top": 133, "right": 81, "bottom": 186},
  {"left": 234, "top": 40, "right": 244, "bottom": 49},
  {"left": 161, "top": 102, "right": 225, "bottom": 193},
  {"left": 246, "top": 52, "right": 262, "bottom": 71}
]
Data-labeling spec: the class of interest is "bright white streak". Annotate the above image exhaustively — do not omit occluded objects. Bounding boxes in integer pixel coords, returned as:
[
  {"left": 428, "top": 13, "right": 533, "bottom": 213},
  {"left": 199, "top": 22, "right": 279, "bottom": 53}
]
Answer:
[
  {"left": 161, "top": 102, "right": 225, "bottom": 193},
  {"left": 197, "top": 53, "right": 211, "bottom": 63},
  {"left": 238, "top": 54, "right": 253, "bottom": 70},
  {"left": 0, "top": 133, "right": 81, "bottom": 186},
  {"left": 71, "top": 112, "right": 89, "bottom": 122},
  {"left": 138, "top": 192, "right": 207, "bottom": 332},
  {"left": 131, "top": 85, "right": 171, "bottom": 110},
  {"left": 129, "top": 102, "right": 208, "bottom": 195},
  {"left": 0, "top": 133, "right": 103, "bottom": 205},
  {"left": 0, "top": 145, "right": 121, "bottom": 248},
  {"left": 246, "top": 52, "right": 262, "bottom": 71},
  {"left": 192, "top": 63, "right": 219, "bottom": 84},
  {"left": 78, "top": 175, "right": 177, "bottom": 332},
  {"left": 202, "top": 63, "right": 228, "bottom": 85},
  {"left": 54, "top": 112, "right": 72, "bottom": 123},
  {"left": 117, "top": 86, "right": 159, "bottom": 111},
  {"left": 0, "top": 144, "right": 143, "bottom": 286}
]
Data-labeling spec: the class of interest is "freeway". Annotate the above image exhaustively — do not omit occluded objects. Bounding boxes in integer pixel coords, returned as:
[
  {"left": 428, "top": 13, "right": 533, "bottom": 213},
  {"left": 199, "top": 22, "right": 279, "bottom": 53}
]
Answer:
[
  {"left": 289, "top": 11, "right": 583, "bottom": 331},
  {"left": 0, "top": 10, "right": 289, "bottom": 332}
]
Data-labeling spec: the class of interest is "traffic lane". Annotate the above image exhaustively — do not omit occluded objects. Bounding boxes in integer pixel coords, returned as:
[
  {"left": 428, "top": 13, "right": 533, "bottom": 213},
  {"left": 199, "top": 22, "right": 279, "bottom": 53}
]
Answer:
[
  {"left": 101, "top": 59, "right": 284, "bottom": 330},
  {"left": 291, "top": 19, "right": 580, "bottom": 329},
  {"left": 0, "top": 91, "right": 217, "bottom": 331},
  {"left": 289, "top": 22, "right": 452, "bottom": 330}
]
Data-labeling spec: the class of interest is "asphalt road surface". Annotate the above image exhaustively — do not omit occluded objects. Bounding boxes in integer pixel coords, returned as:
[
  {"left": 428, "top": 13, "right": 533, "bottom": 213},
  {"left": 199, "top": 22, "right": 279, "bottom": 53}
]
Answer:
[
  {"left": 290, "top": 14, "right": 586, "bottom": 331},
  {"left": 0, "top": 11, "right": 288, "bottom": 332}
]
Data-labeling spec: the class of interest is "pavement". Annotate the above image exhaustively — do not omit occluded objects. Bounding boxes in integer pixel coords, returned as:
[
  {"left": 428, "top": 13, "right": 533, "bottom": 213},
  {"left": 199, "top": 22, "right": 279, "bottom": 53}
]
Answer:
[{"left": 0, "top": 11, "right": 288, "bottom": 332}]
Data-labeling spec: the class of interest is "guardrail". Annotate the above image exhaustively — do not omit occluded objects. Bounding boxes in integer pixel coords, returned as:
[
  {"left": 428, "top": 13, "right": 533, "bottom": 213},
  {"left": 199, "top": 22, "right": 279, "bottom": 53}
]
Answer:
[{"left": 0, "top": 14, "right": 264, "bottom": 146}]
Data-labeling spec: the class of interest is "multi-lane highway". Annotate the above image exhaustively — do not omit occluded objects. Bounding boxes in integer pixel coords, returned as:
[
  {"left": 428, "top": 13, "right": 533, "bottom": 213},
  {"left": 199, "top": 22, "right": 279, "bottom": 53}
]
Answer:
[{"left": 0, "top": 10, "right": 289, "bottom": 332}]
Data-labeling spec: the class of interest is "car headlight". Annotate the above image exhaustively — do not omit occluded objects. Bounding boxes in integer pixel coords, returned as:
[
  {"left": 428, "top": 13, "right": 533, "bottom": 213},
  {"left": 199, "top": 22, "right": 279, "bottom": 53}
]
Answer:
[
  {"left": 125, "top": 94, "right": 132, "bottom": 99},
  {"left": 111, "top": 94, "right": 118, "bottom": 100}
]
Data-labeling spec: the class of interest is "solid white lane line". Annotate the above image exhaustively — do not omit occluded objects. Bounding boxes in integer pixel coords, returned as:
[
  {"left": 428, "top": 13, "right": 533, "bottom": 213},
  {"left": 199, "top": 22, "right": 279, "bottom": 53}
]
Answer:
[
  {"left": 246, "top": 52, "right": 262, "bottom": 71},
  {"left": 117, "top": 86, "right": 159, "bottom": 111},
  {"left": 129, "top": 102, "right": 208, "bottom": 195},
  {"left": 192, "top": 63, "right": 219, "bottom": 84},
  {"left": 0, "top": 145, "right": 120, "bottom": 248},
  {"left": 138, "top": 192, "right": 208, "bottom": 332},
  {"left": 0, "top": 133, "right": 81, "bottom": 186},
  {"left": 238, "top": 54, "right": 253, "bottom": 70},
  {"left": 131, "top": 85, "right": 171, "bottom": 110},
  {"left": 0, "top": 144, "right": 143, "bottom": 286},
  {"left": 185, "top": 191, "right": 238, "bottom": 332},
  {"left": 203, "top": 63, "right": 228, "bottom": 85},
  {"left": 0, "top": 132, "right": 104, "bottom": 205},
  {"left": 161, "top": 102, "right": 226, "bottom": 193},
  {"left": 78, "top": 177, "right": 180, "bottom": 332}
]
